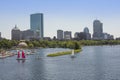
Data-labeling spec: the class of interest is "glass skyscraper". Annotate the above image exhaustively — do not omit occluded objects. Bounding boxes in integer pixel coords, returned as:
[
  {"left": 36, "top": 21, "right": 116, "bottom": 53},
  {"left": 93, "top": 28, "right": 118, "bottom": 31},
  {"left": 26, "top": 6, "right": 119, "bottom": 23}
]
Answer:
[
  {"left": 30, "top": 13, "right": 44, "bottom": 39},
  {"left": 93, "top": 20, "right": 103, "bottom": 40},
  {"left": 57, "top": 30, "right": 63, "bottom": 40}
]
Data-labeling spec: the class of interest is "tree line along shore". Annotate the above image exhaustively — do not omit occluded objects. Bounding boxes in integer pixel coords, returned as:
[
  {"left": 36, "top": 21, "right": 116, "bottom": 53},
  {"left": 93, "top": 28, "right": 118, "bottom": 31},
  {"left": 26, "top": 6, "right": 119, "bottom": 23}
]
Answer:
[
  {"left": 0, "top": 39, "right": 120, "bottom": 57},
  {"left": 0, "top": 39, "right": 120, "bottom": 49}
]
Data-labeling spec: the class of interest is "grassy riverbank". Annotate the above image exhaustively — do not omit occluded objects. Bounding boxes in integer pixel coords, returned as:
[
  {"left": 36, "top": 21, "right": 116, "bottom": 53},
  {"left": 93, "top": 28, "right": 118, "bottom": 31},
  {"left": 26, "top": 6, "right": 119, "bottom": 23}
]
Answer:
[{"left": 47, "top": 49, "right": 81, "bottom": 57}]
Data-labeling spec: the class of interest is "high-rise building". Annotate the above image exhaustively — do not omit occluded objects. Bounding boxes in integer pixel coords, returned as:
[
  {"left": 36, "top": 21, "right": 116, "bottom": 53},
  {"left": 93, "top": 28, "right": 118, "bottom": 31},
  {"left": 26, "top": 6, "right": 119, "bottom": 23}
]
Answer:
[
  {"left": 30, "top": 13, "right": 44, "bottom": 39},
  {"left": 57, "top": 30, "right": 63, "bottom": 40},
  {"left": 74, "top": 32, "right": 87, "bottom": 40},
  {"left": 0, "top": 32, "right": 1, "bottom": 38},
  {"left": 93, "top": 20, "right": 103, "bottom": 40},
  {"left": 83, "top": 27, "right": 91, "bottom": 40},
  {"left": 103, "top": 33, "right": 114, "bottom": 40},
  {"left": 11, "top": 25, "right": 21, "bottom": 40},
  {"left": 84, "top": 27, "right": 89, "bottom": 33},
  {"left": 0, "top": 32, "right": 2, "bottom": 40},
  {"left": 74, "top": 32, "right": 79, "bottom": 38},
  {"left": 21, "top": 29, "right": 34, "bottom": 40},
  {"left": 64, "top": 31, "right": 72, "bottom": 40}
]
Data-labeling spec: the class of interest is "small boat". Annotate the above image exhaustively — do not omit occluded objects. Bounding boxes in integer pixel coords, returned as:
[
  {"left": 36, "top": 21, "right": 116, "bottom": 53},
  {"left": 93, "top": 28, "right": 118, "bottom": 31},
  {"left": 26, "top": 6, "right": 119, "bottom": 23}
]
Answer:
[
  {"left": 71, "top": 50, "right": 75, "bottom": 58},
  {"left": 26, "top": 50, "right": 31, "bottom": 55},
  {"left": 16, "top": 50, "right": 26, "bottom": 60}
]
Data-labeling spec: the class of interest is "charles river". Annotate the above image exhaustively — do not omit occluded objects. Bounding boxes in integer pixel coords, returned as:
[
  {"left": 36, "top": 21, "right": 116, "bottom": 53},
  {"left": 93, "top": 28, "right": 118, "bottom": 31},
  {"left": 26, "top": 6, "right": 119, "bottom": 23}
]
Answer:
[{"left": 0, "top": 45, "right": 120, "bottom": 80}]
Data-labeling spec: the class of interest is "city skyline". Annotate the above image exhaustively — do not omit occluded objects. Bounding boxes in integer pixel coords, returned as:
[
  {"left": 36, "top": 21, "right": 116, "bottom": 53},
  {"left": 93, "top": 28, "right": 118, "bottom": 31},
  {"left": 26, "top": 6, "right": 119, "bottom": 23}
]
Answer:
[{"left": 0, "top": 0, "right": 120, "bottom": 39}]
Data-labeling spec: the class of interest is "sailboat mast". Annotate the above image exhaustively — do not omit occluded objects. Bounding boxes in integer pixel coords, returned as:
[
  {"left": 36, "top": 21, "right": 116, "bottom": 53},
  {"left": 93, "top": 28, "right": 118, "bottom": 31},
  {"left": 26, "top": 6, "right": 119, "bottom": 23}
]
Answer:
[{"left": 72, "top": 50, "right": 74, "bottom": 55}]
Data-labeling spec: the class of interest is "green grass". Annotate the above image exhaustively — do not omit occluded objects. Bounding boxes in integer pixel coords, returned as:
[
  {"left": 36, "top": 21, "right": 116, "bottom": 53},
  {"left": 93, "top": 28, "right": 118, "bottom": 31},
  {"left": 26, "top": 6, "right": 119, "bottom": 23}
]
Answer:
[{"left": 47, "top": 49, "right": 81, "bottom": 57}]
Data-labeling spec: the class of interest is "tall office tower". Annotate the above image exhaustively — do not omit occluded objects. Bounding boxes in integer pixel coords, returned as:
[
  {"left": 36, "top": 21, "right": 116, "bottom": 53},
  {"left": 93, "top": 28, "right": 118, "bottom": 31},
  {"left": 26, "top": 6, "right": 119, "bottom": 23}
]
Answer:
[
  {"left": 30, "top": 13, "right": 44, "bottom": 39},
  {"left": 11, "top": 25, "right": 21, "bottom": 40},
  {"left": 93, "top": 20, "right": 103, "bottom": 40},
  {"left": 64, "top": 31, "right": 72, "bottom": 40},
  {"left": 57, "top": 30, "right": 63, "bottom": 40},
  {"left": 83, "top": 27, "right": 91, "bottom": 40}
]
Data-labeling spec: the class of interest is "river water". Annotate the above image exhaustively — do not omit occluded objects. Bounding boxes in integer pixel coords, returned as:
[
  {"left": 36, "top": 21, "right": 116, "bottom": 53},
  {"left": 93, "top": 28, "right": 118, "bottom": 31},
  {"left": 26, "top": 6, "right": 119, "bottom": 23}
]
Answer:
[{"left": 0, "top": 46, "right": 120, "bottom": 80}]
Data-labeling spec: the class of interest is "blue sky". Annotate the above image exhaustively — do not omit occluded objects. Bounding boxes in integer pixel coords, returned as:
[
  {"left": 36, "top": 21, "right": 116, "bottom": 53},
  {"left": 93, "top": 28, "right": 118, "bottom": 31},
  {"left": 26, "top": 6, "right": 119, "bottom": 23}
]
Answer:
[{"left": 0, "top": 0, "right": 120, "bottom": 39}]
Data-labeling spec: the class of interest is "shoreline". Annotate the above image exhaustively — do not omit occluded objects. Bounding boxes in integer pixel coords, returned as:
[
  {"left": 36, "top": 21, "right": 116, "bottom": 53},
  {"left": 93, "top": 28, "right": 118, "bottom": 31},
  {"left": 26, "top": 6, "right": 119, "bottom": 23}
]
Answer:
[
  {"left": 0, "top": 51, "right": 14, "bottom": 59},
  {"left": 0, "top": 44, "right": 119, "bottom": 59}
]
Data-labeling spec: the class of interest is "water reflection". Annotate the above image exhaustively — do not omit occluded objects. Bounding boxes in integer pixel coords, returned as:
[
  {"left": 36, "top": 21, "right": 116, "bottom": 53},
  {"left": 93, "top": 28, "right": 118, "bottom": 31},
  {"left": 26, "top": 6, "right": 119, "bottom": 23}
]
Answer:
[
  {"left": 30, "top": 60, "right": 46, "bottom": 79},
  {"left": 17, "top": 59, "right": 26, "bottom": 63},
  {"left": 93, "top": 46, "right": 105, "bottom": 80}
]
